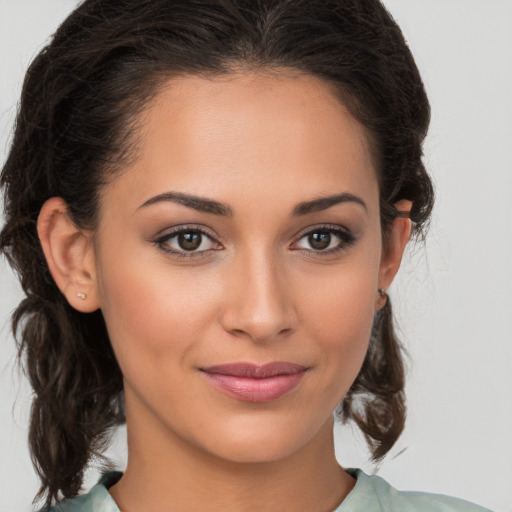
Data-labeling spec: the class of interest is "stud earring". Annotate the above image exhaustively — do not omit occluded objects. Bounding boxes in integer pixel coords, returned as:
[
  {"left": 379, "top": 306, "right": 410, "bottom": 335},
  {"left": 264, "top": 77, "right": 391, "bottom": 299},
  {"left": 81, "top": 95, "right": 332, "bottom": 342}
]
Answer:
[
  {"left": 77, "top": 292, "right": 87, "bottom": 300},
  {"left": 378, "top": 288, "right": 386, "bottom": 297}
]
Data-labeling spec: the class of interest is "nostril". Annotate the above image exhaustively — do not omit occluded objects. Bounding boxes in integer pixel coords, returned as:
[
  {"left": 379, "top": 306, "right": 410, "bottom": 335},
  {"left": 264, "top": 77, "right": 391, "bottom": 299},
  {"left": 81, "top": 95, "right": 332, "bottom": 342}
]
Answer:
[
  {"left": 225, "top": 324, "right": 294, "bottom": 344},
  {"left": 218, "top": 263, "right": 298, "bottom": 342}
]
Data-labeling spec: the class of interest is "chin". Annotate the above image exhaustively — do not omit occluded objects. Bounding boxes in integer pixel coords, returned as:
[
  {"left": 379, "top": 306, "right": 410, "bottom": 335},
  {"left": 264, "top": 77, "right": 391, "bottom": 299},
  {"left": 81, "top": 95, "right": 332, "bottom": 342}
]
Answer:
[
  {"left": 194, "top": 414, "right": 331, "bottom": 466},
  {"left": 207, "top": 438, "right": 302, "bottom": 465}
]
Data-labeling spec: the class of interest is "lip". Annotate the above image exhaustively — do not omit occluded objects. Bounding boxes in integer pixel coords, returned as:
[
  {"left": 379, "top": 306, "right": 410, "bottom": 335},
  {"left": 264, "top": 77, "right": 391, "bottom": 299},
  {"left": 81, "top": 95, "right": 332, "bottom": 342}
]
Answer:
[{"left": 201, "top": 362, "right": 308, "bottom": 402}]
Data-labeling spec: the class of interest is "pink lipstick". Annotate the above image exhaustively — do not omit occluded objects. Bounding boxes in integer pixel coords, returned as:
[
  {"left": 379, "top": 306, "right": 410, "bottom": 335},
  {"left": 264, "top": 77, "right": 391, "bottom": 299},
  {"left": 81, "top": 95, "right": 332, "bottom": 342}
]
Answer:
[{"left": 201, "top": 362, "right": 307, "bottom": 402}]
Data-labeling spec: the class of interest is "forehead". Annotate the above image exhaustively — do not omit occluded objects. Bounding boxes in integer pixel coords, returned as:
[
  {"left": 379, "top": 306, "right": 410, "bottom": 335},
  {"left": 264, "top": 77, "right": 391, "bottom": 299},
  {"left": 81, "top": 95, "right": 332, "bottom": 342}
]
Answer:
[{"left": 102, "top": 71, "right": 379, "bottom": 217}]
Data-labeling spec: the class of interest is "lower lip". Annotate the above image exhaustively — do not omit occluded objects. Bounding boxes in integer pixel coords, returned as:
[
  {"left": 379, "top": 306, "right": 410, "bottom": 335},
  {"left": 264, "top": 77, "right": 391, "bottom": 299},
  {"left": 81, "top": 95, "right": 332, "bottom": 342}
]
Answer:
[{"left": 202, "top": 371, "right": 307, "bottom": 402}]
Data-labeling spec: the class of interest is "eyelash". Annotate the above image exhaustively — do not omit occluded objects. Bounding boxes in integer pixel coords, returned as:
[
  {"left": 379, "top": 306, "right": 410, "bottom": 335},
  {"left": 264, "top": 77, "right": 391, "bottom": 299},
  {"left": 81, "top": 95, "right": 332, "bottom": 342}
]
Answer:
[
  {"left": 154, "top": 225, "right": 221, "bottom": 260},
  {"left": 153, "top": 224, "right": 356, "bottom": 259},
  {"left": 291, "top": 224, "right": 356, "bottom": 256}
]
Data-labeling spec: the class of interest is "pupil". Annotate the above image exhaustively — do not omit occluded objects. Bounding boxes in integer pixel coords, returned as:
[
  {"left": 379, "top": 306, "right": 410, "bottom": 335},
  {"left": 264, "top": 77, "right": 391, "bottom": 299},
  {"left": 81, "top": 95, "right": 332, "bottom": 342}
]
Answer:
[
  {"left": 178, "top": 232, "right": 201, "bottom": 250},
  {"left": 309, "top": 232, "right": 331, "bottom": 250}
]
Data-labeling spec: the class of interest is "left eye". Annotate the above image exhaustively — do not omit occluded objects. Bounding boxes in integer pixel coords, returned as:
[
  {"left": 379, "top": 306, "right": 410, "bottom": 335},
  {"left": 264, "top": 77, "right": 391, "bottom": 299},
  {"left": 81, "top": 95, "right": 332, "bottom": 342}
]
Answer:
[
  {"left": 156, "top": 229, "right": 220, "bottom": 254},
  {"left": 292, "top": 228, "right": 354, "bottom": 252}
]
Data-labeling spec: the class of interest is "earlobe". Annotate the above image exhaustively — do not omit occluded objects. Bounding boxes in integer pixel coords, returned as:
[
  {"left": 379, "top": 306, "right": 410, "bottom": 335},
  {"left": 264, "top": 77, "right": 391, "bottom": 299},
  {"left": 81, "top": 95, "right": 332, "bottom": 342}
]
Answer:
[
  {"left": 37, "top": 197, "right": 100, "bottom": 313},
  {"left": 376, "top": 200, "right": 412, "bottom": 310}
]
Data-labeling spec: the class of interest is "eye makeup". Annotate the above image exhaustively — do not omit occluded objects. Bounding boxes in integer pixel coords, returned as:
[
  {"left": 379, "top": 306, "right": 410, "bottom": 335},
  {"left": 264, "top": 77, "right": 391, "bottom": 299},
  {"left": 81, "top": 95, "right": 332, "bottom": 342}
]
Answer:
[
  {"left": 152, "top": 222, "right": 357, "bottom": 261},
  {"left": 153, "top": 224, "right": 223, "bottom": 260},
  {"left": 290, "top": 224, "right": 356, "bottom": 256}
]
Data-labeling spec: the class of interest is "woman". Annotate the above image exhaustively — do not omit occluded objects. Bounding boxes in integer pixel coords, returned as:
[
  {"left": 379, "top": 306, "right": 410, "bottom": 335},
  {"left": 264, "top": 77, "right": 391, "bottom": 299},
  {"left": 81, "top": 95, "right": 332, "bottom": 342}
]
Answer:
[{"left": 0, "top": 1, "right": 495, "bottom": 511}]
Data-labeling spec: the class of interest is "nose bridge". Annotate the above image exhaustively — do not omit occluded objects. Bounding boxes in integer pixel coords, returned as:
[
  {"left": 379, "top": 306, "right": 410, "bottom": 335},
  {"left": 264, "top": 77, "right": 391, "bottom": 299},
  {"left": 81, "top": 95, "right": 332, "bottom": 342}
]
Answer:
[{"left": 221, "top": 244, "right": 295, "bottom": 342}]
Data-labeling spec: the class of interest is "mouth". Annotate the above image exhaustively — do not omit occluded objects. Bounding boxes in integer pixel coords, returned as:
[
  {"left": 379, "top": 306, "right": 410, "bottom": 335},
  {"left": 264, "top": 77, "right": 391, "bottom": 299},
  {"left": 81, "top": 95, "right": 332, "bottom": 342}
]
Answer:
[{"left": 200, "top": 362, "right": 308, "bottom": 403}]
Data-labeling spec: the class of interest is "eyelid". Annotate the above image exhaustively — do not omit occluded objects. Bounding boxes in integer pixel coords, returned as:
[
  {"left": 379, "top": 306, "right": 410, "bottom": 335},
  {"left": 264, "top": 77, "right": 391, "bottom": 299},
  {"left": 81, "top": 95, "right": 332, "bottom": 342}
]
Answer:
[
  {"left": 292, "top": 223, "right": 351, "bottom": 239},
  {"left": 152, "top": 223, "right": 356, "bottom": 260},
  {"left": 153, "top": 223, "right": 217, "bottom": 241},
  {"left": 153, "top": 224, "right": 222, "bottom": 258},
  {"left": 290, "top": 224, "right": 356, "bottom": 254}
]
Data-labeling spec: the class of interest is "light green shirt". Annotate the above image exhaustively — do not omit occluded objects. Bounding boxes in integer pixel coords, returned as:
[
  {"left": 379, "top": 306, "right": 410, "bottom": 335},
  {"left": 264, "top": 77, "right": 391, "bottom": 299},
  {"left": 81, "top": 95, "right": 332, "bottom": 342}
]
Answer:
[{"left": 50, "top": 469, "right": 493, "bottom": 511}]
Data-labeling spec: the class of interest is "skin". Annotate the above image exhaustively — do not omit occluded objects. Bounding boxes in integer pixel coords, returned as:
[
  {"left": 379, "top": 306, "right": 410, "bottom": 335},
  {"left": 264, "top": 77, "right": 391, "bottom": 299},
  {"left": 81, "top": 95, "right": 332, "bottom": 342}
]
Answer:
[{"left": 38, "top": 71, "right": 411, "bottom": 512}]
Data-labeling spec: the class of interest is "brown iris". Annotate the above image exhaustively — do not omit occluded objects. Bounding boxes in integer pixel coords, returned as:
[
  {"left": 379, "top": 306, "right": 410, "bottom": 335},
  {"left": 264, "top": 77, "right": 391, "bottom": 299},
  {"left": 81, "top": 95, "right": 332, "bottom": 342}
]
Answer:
[
  {"left": 308, "top": 232, "right": 331, "bottom": 250},
  {"left": 178, "top": 232, "right": 202, "bottom": 250}
]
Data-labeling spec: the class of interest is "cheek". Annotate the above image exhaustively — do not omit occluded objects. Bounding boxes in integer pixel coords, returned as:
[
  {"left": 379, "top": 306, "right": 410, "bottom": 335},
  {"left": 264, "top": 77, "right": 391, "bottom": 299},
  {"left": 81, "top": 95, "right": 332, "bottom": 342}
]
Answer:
[
  {"left": 95, "top": 249, "right": 220, "bottom": 377},
  {"left": 295, "top": 252, "right": 380, "bottom": 392},
  {"left": 307, "top": 291, "right": 374, "bottom": 406},
  {"left": 300, "top": 245, "right": 379, "bottom": 334},
  {"left": 305, "top": 272, "right": 376, "bottom": 357}
]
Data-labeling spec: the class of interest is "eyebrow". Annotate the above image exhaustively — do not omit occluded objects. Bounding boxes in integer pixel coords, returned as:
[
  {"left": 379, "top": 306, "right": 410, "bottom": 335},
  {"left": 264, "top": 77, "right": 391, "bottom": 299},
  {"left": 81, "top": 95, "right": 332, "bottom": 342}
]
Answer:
[
  {"left": 138, "top": 191, "right": 367, "bottom": 217},
  {"left": 292, "top": 193, "right": 367, "bottom": 216},
  {"left": 138, "top": 191, "right": 233, "bottom": 216}
]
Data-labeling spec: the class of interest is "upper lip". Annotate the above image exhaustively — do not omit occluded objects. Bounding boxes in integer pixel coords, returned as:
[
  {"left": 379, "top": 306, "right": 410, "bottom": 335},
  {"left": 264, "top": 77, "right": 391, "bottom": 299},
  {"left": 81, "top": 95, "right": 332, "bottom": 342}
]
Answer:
[{"left": 201, "top": 362, "right": 308, "bottom": 378}]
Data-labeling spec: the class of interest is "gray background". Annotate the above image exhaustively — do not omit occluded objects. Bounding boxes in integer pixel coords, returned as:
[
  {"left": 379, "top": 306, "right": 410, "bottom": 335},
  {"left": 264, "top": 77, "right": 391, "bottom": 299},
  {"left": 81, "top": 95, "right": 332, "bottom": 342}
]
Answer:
[{"left": 1, "top": 1, "right": 511, "bottom": 511}]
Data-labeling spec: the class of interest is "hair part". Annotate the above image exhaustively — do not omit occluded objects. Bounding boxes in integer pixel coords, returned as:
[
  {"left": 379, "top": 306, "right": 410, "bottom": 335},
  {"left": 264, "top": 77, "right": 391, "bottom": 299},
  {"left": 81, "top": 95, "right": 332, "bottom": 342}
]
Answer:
[{"left": 0, "top": 0, "right": 433, "bottom": 506}]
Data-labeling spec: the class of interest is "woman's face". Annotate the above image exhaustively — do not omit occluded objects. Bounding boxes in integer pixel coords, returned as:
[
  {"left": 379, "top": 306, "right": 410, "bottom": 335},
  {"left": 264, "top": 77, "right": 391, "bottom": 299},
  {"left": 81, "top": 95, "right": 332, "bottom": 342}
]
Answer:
[{"left": 91, "top": 72, "right": 394, "bottom": 463}]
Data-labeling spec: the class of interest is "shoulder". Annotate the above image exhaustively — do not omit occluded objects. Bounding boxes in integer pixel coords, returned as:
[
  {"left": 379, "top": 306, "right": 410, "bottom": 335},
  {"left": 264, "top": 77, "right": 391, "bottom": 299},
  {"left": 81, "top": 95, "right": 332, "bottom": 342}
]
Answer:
[
  {"left": 45, "top": 472, "right": 122, "bottom": 512},
  {"left": 338, "top": 469, "right": 494, "bottom": 512}
]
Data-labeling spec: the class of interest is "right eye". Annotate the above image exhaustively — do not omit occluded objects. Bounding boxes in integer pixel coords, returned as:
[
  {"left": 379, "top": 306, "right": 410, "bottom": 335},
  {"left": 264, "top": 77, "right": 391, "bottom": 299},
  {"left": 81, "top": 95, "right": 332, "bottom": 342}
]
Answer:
[{"left": 154, "top": 227, "right": 222, "bottom": 258}]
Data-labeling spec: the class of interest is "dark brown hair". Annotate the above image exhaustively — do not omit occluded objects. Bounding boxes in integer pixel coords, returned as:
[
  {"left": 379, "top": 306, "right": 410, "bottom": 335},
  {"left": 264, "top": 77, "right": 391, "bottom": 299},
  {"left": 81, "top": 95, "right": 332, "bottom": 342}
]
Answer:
[{"left": 0, "top": 0, "right": 433, "bottom": 506}]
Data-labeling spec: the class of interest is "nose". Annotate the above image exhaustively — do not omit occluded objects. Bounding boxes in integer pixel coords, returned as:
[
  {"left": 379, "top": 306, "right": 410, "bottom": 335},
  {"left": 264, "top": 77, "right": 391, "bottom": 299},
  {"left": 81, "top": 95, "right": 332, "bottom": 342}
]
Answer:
[{"left": 219, "top": 250, "right": 297, "bottom": 343}]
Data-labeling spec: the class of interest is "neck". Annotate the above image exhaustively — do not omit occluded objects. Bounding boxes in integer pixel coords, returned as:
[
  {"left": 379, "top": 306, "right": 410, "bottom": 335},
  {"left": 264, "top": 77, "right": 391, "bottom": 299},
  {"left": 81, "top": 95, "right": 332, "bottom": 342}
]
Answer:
[{"left": 109, "top": 397, "right": 354, "bottom": 512}]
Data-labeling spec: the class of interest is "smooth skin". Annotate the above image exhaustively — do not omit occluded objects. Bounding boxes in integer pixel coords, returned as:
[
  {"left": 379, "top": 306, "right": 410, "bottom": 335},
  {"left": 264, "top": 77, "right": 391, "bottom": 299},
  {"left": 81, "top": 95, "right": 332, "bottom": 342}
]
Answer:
[{"left": 38, "top": 71, "right": 411, "bottom": 512}]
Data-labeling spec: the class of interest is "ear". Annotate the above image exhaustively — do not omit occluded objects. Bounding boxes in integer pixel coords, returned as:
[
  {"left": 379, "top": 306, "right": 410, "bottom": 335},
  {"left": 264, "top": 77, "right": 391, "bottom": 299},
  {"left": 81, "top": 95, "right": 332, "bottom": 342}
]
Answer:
[
  {"left": 375, "top": 199, "right": 412, "bottom": 310},
  {"left": 37, "top": 197, "right": 100, "bottom": 313}
]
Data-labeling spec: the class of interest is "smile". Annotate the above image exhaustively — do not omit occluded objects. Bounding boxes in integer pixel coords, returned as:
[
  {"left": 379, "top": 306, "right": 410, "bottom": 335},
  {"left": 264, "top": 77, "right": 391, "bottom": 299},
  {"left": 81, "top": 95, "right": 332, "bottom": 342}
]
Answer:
[{"left": 200, "top": 362, "right": 308, "bottom": 402}]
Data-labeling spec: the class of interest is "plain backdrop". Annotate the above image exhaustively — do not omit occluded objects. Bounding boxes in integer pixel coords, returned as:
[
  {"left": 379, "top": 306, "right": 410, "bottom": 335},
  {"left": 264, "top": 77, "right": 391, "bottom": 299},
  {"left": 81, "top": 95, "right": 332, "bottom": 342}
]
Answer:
[{"left": 1, "top": 1, "right": 511, "bottom": 511}]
